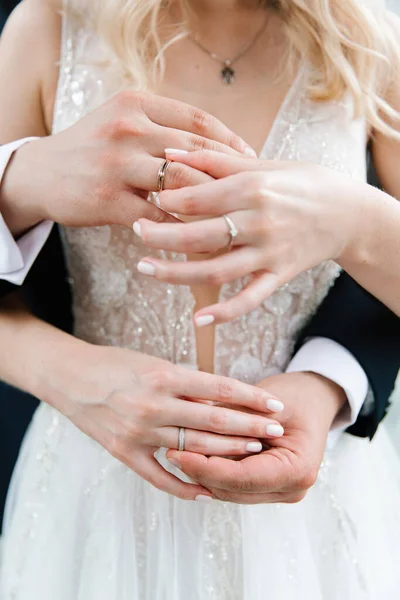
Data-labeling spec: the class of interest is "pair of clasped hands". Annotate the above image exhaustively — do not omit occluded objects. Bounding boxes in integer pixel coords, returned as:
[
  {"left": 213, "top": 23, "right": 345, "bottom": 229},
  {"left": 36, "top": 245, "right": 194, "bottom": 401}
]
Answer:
[{"left": 4, "top": 92, "right": 350, "bottom": 503}]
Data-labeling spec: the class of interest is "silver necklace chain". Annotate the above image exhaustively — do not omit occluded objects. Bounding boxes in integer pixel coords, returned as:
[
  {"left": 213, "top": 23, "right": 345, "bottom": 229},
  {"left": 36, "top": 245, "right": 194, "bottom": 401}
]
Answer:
[{"left": 189, "top": 16, "right": 269, "bottom": 84}]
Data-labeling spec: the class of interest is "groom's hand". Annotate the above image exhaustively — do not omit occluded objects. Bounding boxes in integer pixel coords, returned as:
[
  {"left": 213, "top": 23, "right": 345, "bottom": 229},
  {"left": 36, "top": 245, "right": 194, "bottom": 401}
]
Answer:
[
  {"left": 167, "top": 372, "right": 347, "bottom": 504},
  {"left": 0, "top": 92, "right": 255, "bottom": 237}
]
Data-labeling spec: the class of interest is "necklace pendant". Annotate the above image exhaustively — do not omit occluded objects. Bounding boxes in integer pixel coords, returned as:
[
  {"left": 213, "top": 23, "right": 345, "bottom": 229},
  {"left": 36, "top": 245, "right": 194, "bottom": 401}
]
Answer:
[{"left": 221, "top": 65, "right": 235, "bottom": 85}]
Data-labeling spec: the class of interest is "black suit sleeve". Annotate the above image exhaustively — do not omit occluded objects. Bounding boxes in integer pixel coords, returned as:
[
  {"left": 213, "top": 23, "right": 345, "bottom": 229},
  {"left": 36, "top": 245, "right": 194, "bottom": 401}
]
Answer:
[
  {"left": 0, "top": 225, "right": 73, "bottom": 330},
  {"left": 296, "top": 273, "right": 400, "bottom": 439},
  {"left": 0, "top": 278, "right": 16, "bottom": 297}
]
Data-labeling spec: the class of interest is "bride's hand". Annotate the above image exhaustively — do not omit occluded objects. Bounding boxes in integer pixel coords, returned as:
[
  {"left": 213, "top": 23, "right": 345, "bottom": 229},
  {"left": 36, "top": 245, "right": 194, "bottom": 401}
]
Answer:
[
  {"left": 50, "top": 345, "right": 284, "bottom": 501},
  {"left": 134, "top": 150, "right": 362, "bottom": 323}
]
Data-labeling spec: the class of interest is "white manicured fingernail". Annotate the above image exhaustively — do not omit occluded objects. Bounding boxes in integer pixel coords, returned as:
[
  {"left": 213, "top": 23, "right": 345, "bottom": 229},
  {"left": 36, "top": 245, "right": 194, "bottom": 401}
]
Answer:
[
  {"left": 137, "top": 261, "right": 156, "bottom": 276},
  {"left": 195, "top": 315, "right": 215, "bottom": 328},
  {"left": 165, "top": 148, "right": 189, "bottom": 155},
  {"left": 266, "top": 399, "right": 284, "bottom": 413},
  {"left": 195, "top": 495, "right": 213, "bottom": 503},
  {"left": 246, "top": 442, "right": 263, "bottom": 453},
  {"left": 266, "top": 424, "right": 284, "bottom": 437},
  {"left": 244, "top": 146, "right": 257, "bottom": 158},
  {"left": 133, "top": 222, "right": 142, "bottom": 237}
]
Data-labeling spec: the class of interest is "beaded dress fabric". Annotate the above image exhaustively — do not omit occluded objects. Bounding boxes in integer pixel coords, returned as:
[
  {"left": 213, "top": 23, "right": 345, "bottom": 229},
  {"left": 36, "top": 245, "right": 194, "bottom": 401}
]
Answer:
[{"left": 2, "top": 4, "right": 400, "bottom": 600}]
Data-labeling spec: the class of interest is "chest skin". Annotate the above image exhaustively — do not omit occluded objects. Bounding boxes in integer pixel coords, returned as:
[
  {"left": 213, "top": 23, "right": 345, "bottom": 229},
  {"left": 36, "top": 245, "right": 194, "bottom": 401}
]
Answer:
[{"left": 154, "top": 18, "right": 294, "bottom": 373}]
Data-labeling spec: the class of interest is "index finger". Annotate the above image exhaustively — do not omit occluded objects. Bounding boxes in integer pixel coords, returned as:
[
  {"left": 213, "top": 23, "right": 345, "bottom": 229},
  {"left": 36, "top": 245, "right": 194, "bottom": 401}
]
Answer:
[
  {"left": 161, "top": 367, "right": 284, "bottom": 414},
  {"left": 141, "top": 94, "right": 256, "bottom": 157},
  {"left": 165, "top": 450, "right": 293, "bottom": 493}
]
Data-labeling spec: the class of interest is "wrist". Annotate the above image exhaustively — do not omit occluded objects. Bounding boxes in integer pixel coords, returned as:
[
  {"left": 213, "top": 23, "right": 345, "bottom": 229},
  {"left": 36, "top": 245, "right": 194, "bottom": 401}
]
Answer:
[
  {"left": 0, "top": 140, "right": 47, "bottom": 236},
  {"left": 261, "top": 371, "right": 347, "bottom": 428},
  {"left": 33, "top": 330, "right": 95, "bottom": 414},
  {"left": 336, "top": 181, "right": 375, "bottom": 268},
  {"left": 40, "top": 343, "right": 143, "bottom": 417},
  {"left": 299, "top": 372, "right": 347, "bottom": 426}
]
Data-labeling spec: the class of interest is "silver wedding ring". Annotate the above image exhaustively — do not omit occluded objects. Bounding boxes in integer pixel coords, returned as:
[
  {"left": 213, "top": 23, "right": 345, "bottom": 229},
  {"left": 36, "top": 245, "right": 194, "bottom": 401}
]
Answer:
[
  {"left": 222, "top": 214, "right": 239, "bottom": 252},
  {"left": 157, "top": 159, "right": 172, "bottom": 192},
  {"left": 178, "top": 427, "right": 186, "bottom": 452}
]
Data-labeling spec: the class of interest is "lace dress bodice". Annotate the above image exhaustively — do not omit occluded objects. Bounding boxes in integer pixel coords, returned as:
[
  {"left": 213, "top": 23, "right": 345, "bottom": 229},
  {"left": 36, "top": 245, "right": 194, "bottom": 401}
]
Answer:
[{"left": 53, "top": 8, "right": 367, "bottom": 383}]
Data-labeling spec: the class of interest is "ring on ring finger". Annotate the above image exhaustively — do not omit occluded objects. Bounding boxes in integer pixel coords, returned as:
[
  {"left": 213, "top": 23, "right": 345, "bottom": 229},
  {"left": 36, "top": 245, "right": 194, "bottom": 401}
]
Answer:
[
  {"left": 157, "top": 427, "right": 263, "bottom": 456},
  {"left": 157, "top": 159, "right": 172, "bottom": 192},
  {"left": 222, "top": 214, "right": 239, "bottom": 252}
]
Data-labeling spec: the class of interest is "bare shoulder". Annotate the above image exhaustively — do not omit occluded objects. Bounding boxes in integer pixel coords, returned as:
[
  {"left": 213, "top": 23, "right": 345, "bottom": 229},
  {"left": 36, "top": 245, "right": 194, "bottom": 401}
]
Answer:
[
  {"left": 1, "top": 0, "right": 62, "bottom": 41},
  {"left": 370, "top": 11, "right": 400, "bottom": 199},
  {"left": 0, "top": 0, "right": 62, "bottom": 137}
]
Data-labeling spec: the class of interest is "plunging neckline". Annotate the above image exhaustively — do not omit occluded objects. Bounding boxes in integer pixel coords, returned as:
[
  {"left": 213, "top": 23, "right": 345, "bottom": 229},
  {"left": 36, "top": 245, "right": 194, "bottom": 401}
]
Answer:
[
  {"left": 190, "top": 63, "right": 306, "bottom": 374},
  {"left": 257, "top": 62, "right": 305, "bottom": 159}
]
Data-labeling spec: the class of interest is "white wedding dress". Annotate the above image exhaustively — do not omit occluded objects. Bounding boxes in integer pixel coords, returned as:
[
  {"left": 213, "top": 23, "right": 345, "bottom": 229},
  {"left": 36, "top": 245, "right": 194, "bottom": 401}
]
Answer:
[{"left": 1, "top": 4, "right": 400, "bottom": 599}]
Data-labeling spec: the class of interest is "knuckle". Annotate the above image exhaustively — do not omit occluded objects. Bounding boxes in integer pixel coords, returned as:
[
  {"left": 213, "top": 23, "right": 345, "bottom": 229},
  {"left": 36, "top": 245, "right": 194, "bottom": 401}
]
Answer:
[
  {"left": 247, "top": 418, "right": 262, "bottom": 437},
  {"left": 145, "top": 474, "right": 165, "bottom": 493},
  {"left": 190, "top": 108, "right": 212, "bottom": 136},
  {"left": 296, "top": 465, "right": 319, "bottom": 491},
  {"left": 237, "top": 479, "right": 258, "bottom": 493},
  {"left": 168, "top": 164, "right": 194, "bottom": 189},
  {"left": 259, "top": 208, "right": 274, "bottom": 234},
  {"left": 102, "top": 117, "right": 143, "bottom": 140},
  {"left": 172, "top": 488, "right": 192, "bottom": 501},
  {"left": 249, "top": 172, "right": 269, "bottom": 202},
  {"left": 190, "top": 135, "right": 208, "bottom": 152},
  {"left": 283, "top": 490, "right": 308, "bottom": 504},
  {"left": 124, "top": 422, "right": 141, "bottom": 442},
  {"left": 215, "top": 378, "right": 233, "bottom": 401},
  {"left": 176, "top": 228, "right": 197, "bottom": 252},
  {"left": 112, "top": 89, "right": 143, "bottom": 111},
  {"left": 244, "top": 287, "right": 262, "bottom": 310},
  {"left": 234, "top": 440, "right": 246, "bottom": 453},
  {"left": 135, "top": 402, "right": 158, "bottom": 423},
  {"left": 96, "top": 147, "right": 126, "bottom": 179},
  {"left": 181, "top": 193, "right": 199, "bottom": 214},
  {"left": 228, "top": 132, "right": 242, "bottom": 152},
  {"left": 109, "top": 435, "right": 131, "bottom": 464},
  {"left": 208, "top": 408, "right": 229, "bottom": 433},
  {"left": 146, "top": 369, "right": 175, "bottom": 393},
  {"left": 207, "top": 268, "right": 228, "bottom": 286},
  {"left": 107, "top": 390, "right": 132, "bottom": 409},
  {"left": 211, "top": 489, "right": 234, "bottom": 502},
  {"left": 204, "top": 139, "right": 220, "bottom": 153},
  {"left": 247, "top": 212, "right": 266, "bottom": 237},
  {"left": 220, "top": 303, "right": 236, "bottom": 322},
  {"left": 188, "top": 433, "right": 209, "bottom": 454},
  {"left": 219, "top": 478, "right": 255, "bottom": 494},
  {"left": 252, "top": 388, "right": 266, "bottom": 408}
]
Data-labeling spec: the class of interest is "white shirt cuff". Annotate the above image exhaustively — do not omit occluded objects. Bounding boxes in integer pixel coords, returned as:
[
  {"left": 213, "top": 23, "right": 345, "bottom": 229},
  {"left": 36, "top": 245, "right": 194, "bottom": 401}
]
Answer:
[
  {"left": 286, "top": 337, "right": 369, "bottom": 446},
  {"left": 0, "top": 138, "right": 54, "bottom": 285}
]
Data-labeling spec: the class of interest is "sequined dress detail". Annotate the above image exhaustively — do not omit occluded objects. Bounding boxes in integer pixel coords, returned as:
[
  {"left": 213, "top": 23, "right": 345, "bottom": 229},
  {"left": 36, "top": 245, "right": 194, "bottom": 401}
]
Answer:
[{"left": 1, "top": 5, "right": 400, "bottom": 600}]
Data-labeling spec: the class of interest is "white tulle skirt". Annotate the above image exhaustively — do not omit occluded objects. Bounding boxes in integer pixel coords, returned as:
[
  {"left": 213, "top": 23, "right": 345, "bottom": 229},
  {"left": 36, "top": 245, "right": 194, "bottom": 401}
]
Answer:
[{"left": 1, "top": 402, "right": 400, "bottom": 600}]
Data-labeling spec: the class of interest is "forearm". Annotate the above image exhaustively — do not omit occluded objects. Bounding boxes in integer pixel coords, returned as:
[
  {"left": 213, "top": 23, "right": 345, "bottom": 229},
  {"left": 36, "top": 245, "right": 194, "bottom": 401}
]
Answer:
[
  {"left": 0, "top": 297, "right": 90, "bottom": 410},
  {"left": 0, "top": 139, "right": 46, "bottom": 237},
  {"left": 339, "top": 183, "right": 400, "bottom": 316}
]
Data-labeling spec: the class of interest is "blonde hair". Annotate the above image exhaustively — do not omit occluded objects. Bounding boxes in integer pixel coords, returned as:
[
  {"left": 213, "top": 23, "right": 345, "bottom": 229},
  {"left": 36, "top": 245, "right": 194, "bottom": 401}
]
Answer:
[{"left": 69, "top": 0, "right": 400, "bottom": 137}]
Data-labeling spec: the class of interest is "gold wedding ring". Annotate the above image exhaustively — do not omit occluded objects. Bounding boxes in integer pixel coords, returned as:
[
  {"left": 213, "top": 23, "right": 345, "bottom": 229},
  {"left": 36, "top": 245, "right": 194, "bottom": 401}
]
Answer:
[
  {"left": 222, "top": 214, "right": 239, "bottom": 252},
  {"left": 157, "top": 159, "right": 172, "bottom": 192}
]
